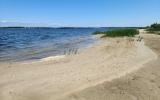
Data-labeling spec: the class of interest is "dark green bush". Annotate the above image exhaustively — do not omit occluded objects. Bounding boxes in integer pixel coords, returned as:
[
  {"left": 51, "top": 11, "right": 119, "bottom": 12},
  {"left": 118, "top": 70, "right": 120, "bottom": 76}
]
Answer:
[{"left": 147, "top": 23, "right": 160, "bottom": 31}]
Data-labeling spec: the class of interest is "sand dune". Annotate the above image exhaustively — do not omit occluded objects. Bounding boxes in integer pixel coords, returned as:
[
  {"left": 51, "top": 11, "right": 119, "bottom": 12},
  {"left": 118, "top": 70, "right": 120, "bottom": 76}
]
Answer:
[{"left": 0, "top": 29, "right": 158, "bottom": 100}]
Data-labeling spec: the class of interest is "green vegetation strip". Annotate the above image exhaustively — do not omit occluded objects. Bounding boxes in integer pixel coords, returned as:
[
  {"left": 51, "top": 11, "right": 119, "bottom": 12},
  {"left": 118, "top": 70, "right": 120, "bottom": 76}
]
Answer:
[{"left": 93, "top": 29, "right": 139, "bottom": 37}]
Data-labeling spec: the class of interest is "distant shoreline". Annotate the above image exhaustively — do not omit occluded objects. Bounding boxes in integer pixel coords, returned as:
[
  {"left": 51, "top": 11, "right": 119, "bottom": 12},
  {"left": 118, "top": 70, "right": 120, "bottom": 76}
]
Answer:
[{"left": 0, "top": 26, "right": 145, "bottom": 29}]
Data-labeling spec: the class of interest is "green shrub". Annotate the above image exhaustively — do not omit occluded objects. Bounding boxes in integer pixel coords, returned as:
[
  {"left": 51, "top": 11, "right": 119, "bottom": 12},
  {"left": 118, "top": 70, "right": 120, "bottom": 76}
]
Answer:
[
  {"left": 93, "top": 29, "right": 139, "bottom": 37},
  {"left": 147, "top": 23, "right": 160, "bottom": 31}
]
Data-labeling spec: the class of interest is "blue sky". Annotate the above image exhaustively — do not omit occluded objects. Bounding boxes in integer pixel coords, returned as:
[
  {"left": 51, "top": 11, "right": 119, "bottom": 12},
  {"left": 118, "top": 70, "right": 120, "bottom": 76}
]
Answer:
[{"left": 0, "top": 0, "right": 160, "bottom": 27}]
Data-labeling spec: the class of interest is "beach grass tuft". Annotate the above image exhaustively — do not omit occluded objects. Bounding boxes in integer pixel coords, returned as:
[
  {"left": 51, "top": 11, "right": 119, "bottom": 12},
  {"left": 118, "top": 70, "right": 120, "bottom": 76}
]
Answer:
[{"left": 93, "top": 29, "right": 139, "bottom": 37}]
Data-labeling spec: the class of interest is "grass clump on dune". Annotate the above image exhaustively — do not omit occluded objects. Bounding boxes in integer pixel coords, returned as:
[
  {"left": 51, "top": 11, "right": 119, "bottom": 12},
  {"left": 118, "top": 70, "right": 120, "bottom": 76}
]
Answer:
[{"left": 93, "top": 29, "right": 139, "bottom": 37}]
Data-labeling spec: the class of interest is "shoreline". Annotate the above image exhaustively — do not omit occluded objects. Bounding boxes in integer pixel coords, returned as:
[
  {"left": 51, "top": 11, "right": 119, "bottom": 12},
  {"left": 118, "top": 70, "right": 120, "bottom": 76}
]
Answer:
[
  {"left": 0, "top": 27, "right": 102, "bottom": 63},
  {"left": 0, "top": 35, "right": 101, "bottom": 64},
  {"left": 0, "top": 29, "right": 158, "bottom": 100}
]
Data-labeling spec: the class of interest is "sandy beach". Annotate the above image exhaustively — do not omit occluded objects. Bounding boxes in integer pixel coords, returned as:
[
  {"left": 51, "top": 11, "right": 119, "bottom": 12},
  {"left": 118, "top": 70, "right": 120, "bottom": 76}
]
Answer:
[{"left": 0, "top": 29, "right": 159, "bottom": 100}]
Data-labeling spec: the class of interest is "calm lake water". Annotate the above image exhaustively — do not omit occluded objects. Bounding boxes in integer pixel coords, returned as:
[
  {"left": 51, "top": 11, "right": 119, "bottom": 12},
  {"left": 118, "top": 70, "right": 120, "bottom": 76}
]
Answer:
[{"left": 0, "top": 27, "right": 109, "bottom": 62}]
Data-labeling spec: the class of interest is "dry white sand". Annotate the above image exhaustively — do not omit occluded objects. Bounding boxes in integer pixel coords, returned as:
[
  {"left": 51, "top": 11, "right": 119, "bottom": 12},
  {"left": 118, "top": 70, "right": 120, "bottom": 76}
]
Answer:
[{"left": 0, "top": 30, "right": 158, "bottom": 100}]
